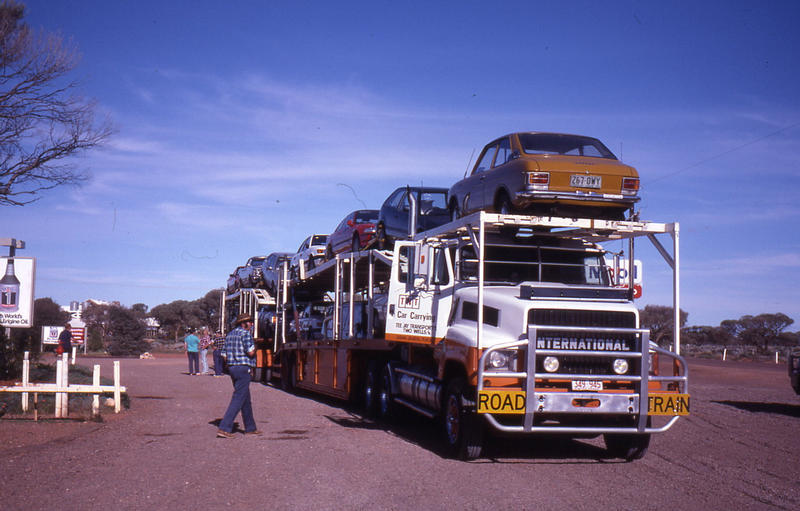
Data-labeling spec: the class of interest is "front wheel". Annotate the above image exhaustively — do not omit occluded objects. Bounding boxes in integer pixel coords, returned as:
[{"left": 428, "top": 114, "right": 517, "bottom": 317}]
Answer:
[
  {"left": 352, "top": 235, "right": 361, "bottom": 254},
  {"left": 604, "top": 433, "right": 651, "bottom": 461},
  {"left": 443, "top": 379, "right": 484, "bottom": 460}
]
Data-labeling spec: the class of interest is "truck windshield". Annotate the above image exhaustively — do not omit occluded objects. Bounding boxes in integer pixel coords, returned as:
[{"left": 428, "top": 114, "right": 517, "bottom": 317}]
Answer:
[
  {"left": 519, "top": 133, "right": 616, "bottom": 160},
  {"left": 458, "top": 243, "right": 610, "bottom": 286}
]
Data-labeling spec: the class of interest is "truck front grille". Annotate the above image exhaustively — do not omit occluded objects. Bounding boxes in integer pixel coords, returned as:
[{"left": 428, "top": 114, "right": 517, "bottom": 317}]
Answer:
[{"left": 527, "top": 309, "right": 639, "bottom": 377}]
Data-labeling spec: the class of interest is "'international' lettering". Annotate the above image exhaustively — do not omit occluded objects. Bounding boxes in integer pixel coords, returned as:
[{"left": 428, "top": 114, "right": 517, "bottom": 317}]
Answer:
[{"left": 535, "top": 337, "right": 632, "bottom": 351}]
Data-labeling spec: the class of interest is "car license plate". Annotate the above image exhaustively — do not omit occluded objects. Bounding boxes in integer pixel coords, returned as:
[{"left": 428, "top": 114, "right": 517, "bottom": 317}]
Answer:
[
  {"left": 570, "top": 174, "right": 602, "bottom": 189},
  {"left": 477, "top": 390, "right": 526, "bottom": 414},
  {"left": 648, "top": 393, "right": 691, "bottom": 416},
  {"left": 572, "top": 380, "right": 603, "bottom": 391}
]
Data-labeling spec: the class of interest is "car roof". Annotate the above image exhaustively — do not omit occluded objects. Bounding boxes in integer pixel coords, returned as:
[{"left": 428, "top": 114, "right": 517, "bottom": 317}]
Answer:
[{"left": 391, "top": 186, "right": 448, "bottom": 193}]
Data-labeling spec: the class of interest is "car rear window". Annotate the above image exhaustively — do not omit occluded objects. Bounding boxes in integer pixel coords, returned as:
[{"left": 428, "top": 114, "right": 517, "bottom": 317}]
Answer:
[
  {"left": 355, "top": 211, "right": 379, "bottom": 223},
  {"left": 519, "top": 133, "right": 616, "bottom": 160}
]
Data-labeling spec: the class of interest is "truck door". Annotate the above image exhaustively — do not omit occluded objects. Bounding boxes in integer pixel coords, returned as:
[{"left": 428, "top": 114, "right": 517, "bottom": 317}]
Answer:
[{"left": 385, "top": 241, "right": 454, "bottom": 344}]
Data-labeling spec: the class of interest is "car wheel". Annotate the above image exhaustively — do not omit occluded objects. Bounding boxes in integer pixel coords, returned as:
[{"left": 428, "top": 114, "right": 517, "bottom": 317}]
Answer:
[
  {"left": 443, "top": 378, "right": 484, "bottom": 460},
  {"left": 352, "top": 235, "right": 360, "bottom": 254},
  {"left": 325, "top": 245, "right": 333, "bottom": 261},
  {"left": 496, "top": 192, "right": 514, "bottom": 215},
  {"left": 449, "top": 202, "right": 460, "bottom": 222},
  {"left": 376, "top": 224, "right": 388, "bottom": 250},
  {"left": 308, "top": 256, "right": 316, "bottom": 270}
]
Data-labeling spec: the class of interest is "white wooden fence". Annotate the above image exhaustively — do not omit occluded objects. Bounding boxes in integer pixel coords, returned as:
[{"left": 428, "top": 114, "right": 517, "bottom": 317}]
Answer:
[{"left": 0, "top": 352, "right": 127, "bottom": 419}]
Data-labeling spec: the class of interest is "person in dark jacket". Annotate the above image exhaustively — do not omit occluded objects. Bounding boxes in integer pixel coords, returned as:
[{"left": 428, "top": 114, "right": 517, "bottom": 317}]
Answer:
[{"left": 57, "top": 324, "right": 72, "bottom": 357}]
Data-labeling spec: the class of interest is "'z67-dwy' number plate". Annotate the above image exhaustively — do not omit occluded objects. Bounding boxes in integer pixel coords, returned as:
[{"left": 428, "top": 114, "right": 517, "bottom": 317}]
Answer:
[{"left": 477, "top": 390, "right": 526, "bottom": 414}]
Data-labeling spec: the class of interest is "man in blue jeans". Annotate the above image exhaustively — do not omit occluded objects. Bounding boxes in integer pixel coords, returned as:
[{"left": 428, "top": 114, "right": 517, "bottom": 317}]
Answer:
[{"left": 217, "top": 314, "right": 262, "bottom": 438}]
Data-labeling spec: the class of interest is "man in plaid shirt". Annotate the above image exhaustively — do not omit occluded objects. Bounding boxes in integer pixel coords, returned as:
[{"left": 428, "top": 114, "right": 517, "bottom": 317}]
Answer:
[{"left": 217, "top": 314, "right": 262, "bottom": 438}]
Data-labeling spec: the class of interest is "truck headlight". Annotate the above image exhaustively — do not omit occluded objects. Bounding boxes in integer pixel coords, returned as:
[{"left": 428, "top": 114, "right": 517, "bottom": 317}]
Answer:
[
  {"left": 613, "top": 358, "right": 629, "bottom": 375},
  {"left": 543, "top": 356, "right": 559, "bottom": 373},
  {"left": 486, "top": 350, "right": 518, "bottom": 371}
]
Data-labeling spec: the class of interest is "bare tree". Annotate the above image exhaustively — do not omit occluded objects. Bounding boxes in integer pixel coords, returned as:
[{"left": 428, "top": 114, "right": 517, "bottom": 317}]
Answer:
[{"left": 0, "top": 1, "right": 112, "bottom": 206}]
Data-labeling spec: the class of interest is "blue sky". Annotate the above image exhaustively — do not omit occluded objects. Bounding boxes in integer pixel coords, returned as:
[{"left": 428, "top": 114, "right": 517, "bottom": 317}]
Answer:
[{"left": 4, "top": 0, "right": 799, "bottom": 328}]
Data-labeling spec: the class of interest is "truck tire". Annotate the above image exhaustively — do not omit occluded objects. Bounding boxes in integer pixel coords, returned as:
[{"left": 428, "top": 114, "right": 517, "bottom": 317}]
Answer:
[
  {"left": 280, "top": 352, "right": 295, "bottom": 392},
  {"left": 443, "top": 378, "right": 484, "bottom": 460},
  {"left": 362, "top": 361, "right": 380, "bottom": 418},
  {"left": 378, "top": 364, "right": 396, "bottom": 421},
  {"left": 604, "top": 433, "right": 651, "bottom": 461}
]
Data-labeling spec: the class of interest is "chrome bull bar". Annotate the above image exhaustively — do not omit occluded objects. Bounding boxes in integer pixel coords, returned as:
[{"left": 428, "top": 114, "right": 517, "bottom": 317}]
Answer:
[{"left": 477, "top": 324, "right": 689, "bottom": 434}]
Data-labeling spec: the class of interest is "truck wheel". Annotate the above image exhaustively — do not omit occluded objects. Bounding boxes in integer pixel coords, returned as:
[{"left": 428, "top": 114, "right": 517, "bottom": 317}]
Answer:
[
  {"left": 604, "top": 433, "right": 651, "bottom": 461},
  {"left": 362, "top": 361, "right": 380, "bottom": 418},
  {"left": 443, "top": 379, "right": 484, "bottom": 460},
  {"left": 280, "top": 352, "right": 295, "bottom": 392},
  {"left": 253, "top": 367, "right": 263, "bottom": 383},
  {"left": 378, "top": 364, "right": 395, "bottom": 421}
]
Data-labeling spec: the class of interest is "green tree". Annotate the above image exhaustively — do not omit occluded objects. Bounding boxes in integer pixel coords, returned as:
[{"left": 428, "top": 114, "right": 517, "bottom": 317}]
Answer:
[
  {"left": 0, "top": 0, "right": 112, "bottom": 205},
  {"left": 107, "top": 306, "right": 147, "bottom": 356},
  {"left": 736, "top": 313, "right": 794, "bottom": 351},
  {"left": 151, "top": 300, "right": 204, "bottom": 341},
  {"left": 639, "top": 305, "right": 689, "bottom": 348},
  {"left": 82, "top": 301, "right": 112, "bottom": 350}
]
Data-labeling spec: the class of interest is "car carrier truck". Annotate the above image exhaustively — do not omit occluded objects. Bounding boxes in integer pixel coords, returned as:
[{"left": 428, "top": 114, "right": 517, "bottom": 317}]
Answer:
[{"left": 222, "top": 210, "right": 689, "bottom": 460}]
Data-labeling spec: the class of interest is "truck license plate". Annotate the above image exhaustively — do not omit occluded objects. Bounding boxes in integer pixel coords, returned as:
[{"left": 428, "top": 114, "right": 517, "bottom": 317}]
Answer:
[
  {"left": 477, "top": 390, "right": 526, "bottom": 414},
  {"left": 648, "top": 393, "right": 691, "bottom": 416},
  {"left": 572, "top": 380, "right": 603, "bottom": 391},
  {"left": 570, "top": 174, "right": 602, "bottom": 189}
]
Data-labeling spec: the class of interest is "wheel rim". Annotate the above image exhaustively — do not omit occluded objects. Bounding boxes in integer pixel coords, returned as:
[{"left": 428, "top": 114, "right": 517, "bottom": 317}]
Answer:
[{"left": 445, "top": 394, "right": 460, "bottom": 445}]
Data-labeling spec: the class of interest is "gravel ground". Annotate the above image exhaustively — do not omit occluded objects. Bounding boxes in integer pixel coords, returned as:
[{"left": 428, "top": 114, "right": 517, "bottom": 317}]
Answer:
[{"left": 0, "top": 353, "right": 798, "bottom": 510}]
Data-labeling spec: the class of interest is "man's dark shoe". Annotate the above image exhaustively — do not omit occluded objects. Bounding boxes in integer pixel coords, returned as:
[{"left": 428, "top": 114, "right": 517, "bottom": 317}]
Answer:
[
  {"left": 216, "top": 429, "right": 235, "bottom": 439},
  {"left": 243, "top": 429, "right": 263, "bottom": 436}
]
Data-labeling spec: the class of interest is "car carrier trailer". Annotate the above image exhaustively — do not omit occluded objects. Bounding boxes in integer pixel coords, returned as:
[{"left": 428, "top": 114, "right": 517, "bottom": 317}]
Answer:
[{"left": 224, "top": 211, "right": 689, "bottom": 460}]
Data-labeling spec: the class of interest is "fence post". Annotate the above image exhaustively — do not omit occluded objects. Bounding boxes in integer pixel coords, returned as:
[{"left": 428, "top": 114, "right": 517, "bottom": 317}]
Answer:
[
  {"left": 113, "top": 361, "right": 121, "bottom": 413},
  {"left": 22, "top": 351, "right": 29, "bottom": 412},
  {"left": 71, "top": 346, "right": 76, "bottom": 366},
  {"left": 722, "top": 348, "right": 727, "bottom": 361},
  {"left": 776, "top": 351, "right": 779, "bottom": 364},
  {"left": 61, "top": 352, "right": 69, "bottom": 417},
  {"left": 55, "top": 359, "right": 63, "bottom": 418},
  {"left": 92, "top": 364, "right": 100, "bottom": 418}
]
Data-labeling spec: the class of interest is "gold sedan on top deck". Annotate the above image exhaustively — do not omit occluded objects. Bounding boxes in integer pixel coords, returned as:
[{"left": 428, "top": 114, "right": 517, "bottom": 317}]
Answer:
[{"left": 448, "top": 132, "right": 640, "bottom": 221}]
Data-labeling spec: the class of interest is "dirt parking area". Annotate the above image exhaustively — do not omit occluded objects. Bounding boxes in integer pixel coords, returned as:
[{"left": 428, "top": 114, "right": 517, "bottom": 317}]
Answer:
[{"left": 1, "top": 353, "right": 798, "bottom": 510}]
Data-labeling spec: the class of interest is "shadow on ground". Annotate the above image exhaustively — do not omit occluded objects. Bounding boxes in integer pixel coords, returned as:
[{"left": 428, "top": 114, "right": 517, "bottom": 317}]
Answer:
[{"left": 712, "top": 400, "right": 800, "bottom": 418}]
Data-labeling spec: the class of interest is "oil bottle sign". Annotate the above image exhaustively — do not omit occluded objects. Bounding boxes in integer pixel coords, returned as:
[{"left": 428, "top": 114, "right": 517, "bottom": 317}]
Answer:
[{"left": 0, "top": 257, "right": 35, "bottom": 328}]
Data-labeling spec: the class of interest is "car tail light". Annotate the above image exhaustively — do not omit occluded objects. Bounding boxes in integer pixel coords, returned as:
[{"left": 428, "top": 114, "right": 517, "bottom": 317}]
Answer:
[
  {"left": 622, "top": 177, "right": 640, "bottom": 195},
  {"left": 527, "top": 172, "right": 549, "bottom": 190}
]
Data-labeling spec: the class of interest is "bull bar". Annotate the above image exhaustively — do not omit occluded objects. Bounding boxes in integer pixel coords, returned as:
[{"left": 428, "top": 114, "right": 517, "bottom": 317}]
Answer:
[{"left": 477, "top": 324, "right": 689, "bottom": 435}]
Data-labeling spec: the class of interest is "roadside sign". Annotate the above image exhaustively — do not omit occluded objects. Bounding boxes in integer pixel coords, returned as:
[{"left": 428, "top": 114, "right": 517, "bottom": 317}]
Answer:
[{"left": 0, "top": 257, "right": 35, "bottom": 328}]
